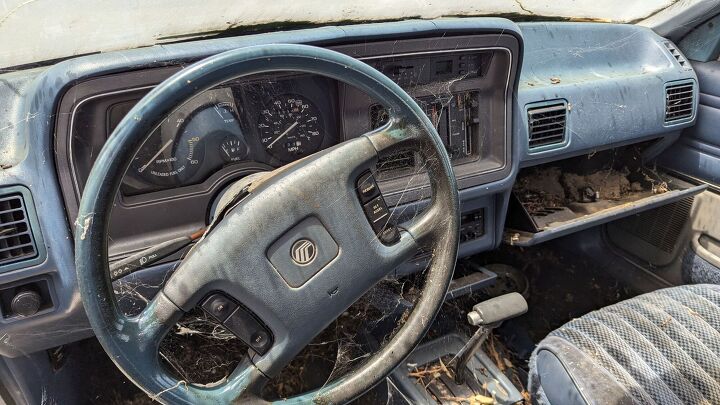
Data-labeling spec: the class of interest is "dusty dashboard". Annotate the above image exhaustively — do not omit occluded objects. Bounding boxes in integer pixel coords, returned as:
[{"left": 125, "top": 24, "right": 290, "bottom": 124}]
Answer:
[{"left": 54, "top": 34, "right": 518, "bottom": 261}]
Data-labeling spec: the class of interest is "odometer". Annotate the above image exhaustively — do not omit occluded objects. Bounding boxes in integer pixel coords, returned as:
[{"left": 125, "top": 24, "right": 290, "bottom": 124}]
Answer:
[{"left": 258, "top": 94, "right": 323, "bottom": 162}]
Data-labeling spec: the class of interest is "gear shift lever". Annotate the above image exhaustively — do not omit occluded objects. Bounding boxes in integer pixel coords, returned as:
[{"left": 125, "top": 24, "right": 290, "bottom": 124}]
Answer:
[{"left": 452, "top": 292, "right": 528, "bottom": 384}]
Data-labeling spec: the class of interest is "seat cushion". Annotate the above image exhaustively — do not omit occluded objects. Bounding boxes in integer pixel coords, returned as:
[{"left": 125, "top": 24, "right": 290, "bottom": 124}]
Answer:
[{"left": 529, "top": 284, "right": 720, "bottom": 405}]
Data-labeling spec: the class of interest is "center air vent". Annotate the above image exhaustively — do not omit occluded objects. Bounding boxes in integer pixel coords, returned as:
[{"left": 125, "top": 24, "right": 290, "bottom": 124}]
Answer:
[
  {"left": 0, "top": 188, "right": 40, "bottom": 270},
  {"left": 665, "top": 81, "right": 695, "bottom": 124},
  {"left": 527, "top": 101, "right": 567, "bottom": 149}
]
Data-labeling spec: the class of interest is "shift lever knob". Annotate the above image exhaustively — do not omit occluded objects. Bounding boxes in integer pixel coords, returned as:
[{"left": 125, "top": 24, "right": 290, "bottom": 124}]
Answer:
[
  {"left": 467, "top": 292, "right": 528, "bottom": 326},
  {"left": 453, "top": 292, "right": 528, "bottom": 385}
]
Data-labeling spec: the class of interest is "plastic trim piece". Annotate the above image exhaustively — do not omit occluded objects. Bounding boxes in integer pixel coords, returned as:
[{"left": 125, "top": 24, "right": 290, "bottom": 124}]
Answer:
[
  {"left": 390, "top": 333, "right": 523, "bottom": 404},
  {"left": 678, "top": 13, "right": 720, "bottom": 62}
]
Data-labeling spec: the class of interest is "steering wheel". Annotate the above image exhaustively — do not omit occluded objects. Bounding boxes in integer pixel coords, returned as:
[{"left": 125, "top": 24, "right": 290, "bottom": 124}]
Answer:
[{"left": 75, "top": 44, "right": 460, "bottom": 404}]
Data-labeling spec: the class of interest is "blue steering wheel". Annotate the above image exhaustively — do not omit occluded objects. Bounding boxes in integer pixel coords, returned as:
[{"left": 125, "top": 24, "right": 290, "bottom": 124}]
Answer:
[{"left": 75, "top": 44, "right": 460, "bottom": 404}]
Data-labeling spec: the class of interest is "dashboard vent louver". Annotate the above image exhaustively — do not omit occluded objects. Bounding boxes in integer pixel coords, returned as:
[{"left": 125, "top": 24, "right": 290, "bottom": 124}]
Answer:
[
  {"left": 665, "top": 81, "right": 695, "bottom": 124},
  {"left": 0, "top": 193, "right": 37, "bottom": 267},
  {"left": 664, "top": 42, "right": 689, "bottom": 68},
  {"left": 527, "top": 102, "right": 567, "bottom": 149}
]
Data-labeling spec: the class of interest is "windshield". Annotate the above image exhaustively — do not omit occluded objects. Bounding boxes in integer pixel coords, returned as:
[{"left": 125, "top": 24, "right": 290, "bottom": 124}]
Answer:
[{"left": 0, "top": 0, "right": 677, "bottom": 69}]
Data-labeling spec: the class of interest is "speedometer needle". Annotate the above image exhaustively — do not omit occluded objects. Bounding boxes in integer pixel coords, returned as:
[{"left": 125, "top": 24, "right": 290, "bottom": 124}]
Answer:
[
  {"left": 138, "top": 139, "right": 174, "bottom": 173},
  {"left": 266, "top": 121, "right": 299, "bottom": 150}
]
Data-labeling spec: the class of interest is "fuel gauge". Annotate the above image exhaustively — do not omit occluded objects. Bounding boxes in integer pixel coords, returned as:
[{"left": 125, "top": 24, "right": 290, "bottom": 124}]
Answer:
[{"left": 220, "top": 136, "right": 248, "bottom": 162}]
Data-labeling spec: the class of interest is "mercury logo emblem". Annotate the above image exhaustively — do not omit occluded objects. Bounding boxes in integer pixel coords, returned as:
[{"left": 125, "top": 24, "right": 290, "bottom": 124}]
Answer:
[{"left": 290, "top": 239, "right": 316, "bottom": 265}]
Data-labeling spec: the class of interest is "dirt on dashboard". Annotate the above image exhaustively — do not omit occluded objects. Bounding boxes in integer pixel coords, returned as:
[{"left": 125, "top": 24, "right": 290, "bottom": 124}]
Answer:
[
  {"left": 514, "top": 164, "right": 667, "bottom": 216},
  {"left": 516, "top": 166, "right": 641, "bottom": 201},
  {"left": 513, "top": 143, "right": 678, "bottom": 218}
]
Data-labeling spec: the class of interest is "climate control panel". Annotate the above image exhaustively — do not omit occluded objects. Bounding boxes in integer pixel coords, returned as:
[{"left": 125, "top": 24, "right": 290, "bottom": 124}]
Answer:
[{"left": 460, "top": 209, "right": 485, "bottom": 243}]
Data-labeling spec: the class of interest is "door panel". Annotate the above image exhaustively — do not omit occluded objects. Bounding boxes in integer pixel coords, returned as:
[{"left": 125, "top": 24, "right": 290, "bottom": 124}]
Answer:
[
  {"left": 685, "top": 191, "right": 720, "bottom": 283},
  {"left": 660, "top": 60, "right": 720, "bottom": 283}
]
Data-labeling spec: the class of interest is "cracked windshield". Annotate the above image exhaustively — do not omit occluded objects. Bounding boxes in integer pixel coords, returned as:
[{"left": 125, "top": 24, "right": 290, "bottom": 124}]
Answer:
[{"left": 0, "top": 0, "right": 717, "bottom": 405}]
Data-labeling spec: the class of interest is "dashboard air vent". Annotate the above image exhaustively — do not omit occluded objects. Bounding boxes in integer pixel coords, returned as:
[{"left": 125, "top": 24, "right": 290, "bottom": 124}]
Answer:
[
  {"left": 664, "top": 42, "right": 689, "bottom": 68},
  {"left": 527, "top": 102, "right": 567, "bottom": 149},
  {"left": 665, "top": 81, "right": 695, "bottom": 124},
  {"left": 0, "top": 192, "right": 38, "bottom": 267}
]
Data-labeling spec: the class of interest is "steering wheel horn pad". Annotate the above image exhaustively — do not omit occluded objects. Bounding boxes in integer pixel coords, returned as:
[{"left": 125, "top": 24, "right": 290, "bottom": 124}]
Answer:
[
  {"left": 266, "top": 216, "right": 339, "bottom": 288},
  {"left": 75, "top": 44, "right": 460, "bottom": 404}
]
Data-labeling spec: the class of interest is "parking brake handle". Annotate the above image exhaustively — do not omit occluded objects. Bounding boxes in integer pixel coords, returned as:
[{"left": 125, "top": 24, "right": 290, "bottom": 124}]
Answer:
[{"left": 451, "top": 292, "right": 528, "bottom": 385}]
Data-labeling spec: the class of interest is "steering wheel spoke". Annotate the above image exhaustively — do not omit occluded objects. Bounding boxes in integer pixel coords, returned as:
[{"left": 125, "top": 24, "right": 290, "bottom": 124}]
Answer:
[
  {"left": 364, "top": 115, "right": 419, "bottom": 156},
  {"left": 400, "top": 199, "right": 446, "bottom": 247},
  {"left": 131, "top": 291, "right": 186, "bottom": 352},
  {"left": 119, "top": 290, "right": 270, "bottom": 403}
]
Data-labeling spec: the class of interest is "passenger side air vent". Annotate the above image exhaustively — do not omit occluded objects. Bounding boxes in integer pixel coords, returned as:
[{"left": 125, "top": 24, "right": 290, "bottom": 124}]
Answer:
[
  {"left": 527, "top": 101, "right": 567, "bottom": 149},
  {"left": 665, "top": 81, "right": 695, "bottom": 124},
  {"left": 0, "top": 187, "right": 42, "bottom": 271},
  {"left": 664, "top": 42, "right": 689, "bottom": 68}
]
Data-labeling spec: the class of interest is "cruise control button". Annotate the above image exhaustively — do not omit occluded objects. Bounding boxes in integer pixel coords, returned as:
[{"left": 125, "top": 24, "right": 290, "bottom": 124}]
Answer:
[
  {"left": 224, "top": 306, "right": 273, "bottom": 355},
  {"left": 201, "top": 294, "right": 238, "bottom": 323},
  {"left": 356, "top": 172, "right": 380, "bottom": 203},
  {"left": 250, "top": 330, "right": 270, "bottom": 349},
  {"left": 363, "top": 196, "right": 390, "bottom": 232},
  {"left": 379, "top": 226, "right": 401, "bottom": 244}
]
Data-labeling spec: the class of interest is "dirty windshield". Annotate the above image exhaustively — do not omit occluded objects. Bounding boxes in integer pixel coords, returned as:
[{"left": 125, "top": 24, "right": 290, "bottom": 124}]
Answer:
[{"left": 1, "top": 0, "right": 675, "bottom": 69}]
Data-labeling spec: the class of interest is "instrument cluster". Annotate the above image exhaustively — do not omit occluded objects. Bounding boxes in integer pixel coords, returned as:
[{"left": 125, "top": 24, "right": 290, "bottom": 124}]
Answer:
[{"left": 113, "top": 75, "right": 339, "bottom": 196}]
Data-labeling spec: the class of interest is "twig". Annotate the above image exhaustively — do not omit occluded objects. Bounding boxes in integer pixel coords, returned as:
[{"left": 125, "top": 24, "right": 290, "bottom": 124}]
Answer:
[
  {"left": 149, "top": 380, "right": 188, "bottom": 401},
  {"left": 440, "top": 394, "right": 496, "bottom": 404},
  {"left": 486, "top": 335, "right": 505, "bottom": 372}
]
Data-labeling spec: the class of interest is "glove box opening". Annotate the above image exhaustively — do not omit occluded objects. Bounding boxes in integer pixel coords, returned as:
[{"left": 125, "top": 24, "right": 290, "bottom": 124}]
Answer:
[{"left": 505, "top": 143, "right": 706, "bottom": 246}]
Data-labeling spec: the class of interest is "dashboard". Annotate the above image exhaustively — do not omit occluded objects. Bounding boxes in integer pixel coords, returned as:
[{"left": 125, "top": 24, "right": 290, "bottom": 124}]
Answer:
[{"left": 0, "top": 18, "right": 699, "bottom": 360}]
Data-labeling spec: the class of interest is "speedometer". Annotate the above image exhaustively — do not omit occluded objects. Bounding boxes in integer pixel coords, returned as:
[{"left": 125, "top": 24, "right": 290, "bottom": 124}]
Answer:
[{"left": 258, "top": 94, "right": 323, "bottom": 162}]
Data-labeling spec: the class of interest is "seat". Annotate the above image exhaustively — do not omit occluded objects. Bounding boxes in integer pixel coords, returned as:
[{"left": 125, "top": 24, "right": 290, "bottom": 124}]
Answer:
[{"left": 528, "top": 284, "right": 720, "bottom": 405}]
